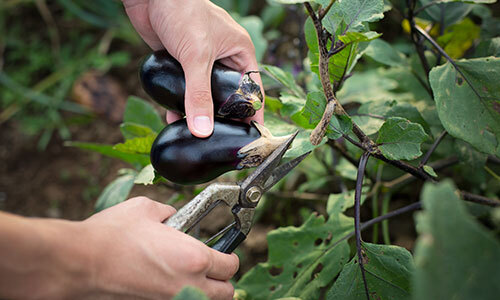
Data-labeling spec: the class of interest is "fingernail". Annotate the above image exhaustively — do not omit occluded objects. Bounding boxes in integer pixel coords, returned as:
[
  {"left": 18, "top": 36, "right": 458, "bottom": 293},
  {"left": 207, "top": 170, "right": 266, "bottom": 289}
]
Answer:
[{"left": 193, "top": 115, "right": 212, "bottom": 136}]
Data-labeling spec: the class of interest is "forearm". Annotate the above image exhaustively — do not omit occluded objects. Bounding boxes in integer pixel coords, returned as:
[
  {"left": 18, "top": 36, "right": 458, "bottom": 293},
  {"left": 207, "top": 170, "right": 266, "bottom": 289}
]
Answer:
[{"left": 0, "top": 211, "right": 93, "bottom": 299}]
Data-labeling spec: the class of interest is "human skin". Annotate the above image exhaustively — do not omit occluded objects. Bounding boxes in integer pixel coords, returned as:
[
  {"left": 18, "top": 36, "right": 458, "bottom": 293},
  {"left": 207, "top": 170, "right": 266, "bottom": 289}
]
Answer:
[
  {"left": 122, "top": 0, "right": 265, "bottom": 137},
  {"left": 0, "top": 197, "right": 239, "bottom": 299}
]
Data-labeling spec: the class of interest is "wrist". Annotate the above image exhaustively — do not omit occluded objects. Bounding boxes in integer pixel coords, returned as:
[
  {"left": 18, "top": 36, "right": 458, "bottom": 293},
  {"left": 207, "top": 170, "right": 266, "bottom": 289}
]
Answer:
[{"left": 28, "top": 218, "right": 95, "bottom": 298}]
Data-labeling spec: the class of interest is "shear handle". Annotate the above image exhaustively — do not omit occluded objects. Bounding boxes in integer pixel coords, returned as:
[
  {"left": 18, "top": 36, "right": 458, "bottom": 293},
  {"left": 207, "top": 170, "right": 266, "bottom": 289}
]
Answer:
[{"left": 211, "top": 226, "right": 246, "bottom": 254}]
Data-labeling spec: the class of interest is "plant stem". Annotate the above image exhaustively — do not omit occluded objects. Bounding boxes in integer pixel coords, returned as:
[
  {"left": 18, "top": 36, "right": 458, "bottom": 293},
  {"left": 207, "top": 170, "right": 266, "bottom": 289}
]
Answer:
[
  {"left": 318, "top": 0, "right": 336, "bottom": 21},
  {"left": 460, "top": 191, "right": 500, "bottom": 207},
  {"left": 406, "top": 0, "right": 431, "bottom": 77},
  {"left": 355, "top": 152, "right": 370, "bottom": 300},
  {"left": 362, "top": 202, "right": 422, "bottom": 230},
  {"left": 419, "top": 130, "right": 447, "bottom": 167},
  {"left": 381, "top": 192, "right": 391, "bottom": 245}
]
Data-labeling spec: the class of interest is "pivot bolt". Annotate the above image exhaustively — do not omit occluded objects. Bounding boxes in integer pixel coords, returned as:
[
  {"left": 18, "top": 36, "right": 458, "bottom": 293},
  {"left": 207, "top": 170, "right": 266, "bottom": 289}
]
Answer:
[{"left": 246, "top": 187, "right": 262, "bottom": 203}]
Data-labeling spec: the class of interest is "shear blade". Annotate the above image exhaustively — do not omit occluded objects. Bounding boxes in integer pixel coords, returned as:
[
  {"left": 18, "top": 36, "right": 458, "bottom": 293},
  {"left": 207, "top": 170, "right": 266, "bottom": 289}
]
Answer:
[{"left": 263, "top": 151, "right": 311, "bottom": 193}]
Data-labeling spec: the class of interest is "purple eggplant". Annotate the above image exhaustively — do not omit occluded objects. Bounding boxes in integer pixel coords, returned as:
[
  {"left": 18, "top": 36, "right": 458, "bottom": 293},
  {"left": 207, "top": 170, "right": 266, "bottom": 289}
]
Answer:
[
  {"left": 140, "top": 50, "right": 262, "bottom": 119},
  {"left": 150, "top": 118, "right": 288, "bottom": 185}
]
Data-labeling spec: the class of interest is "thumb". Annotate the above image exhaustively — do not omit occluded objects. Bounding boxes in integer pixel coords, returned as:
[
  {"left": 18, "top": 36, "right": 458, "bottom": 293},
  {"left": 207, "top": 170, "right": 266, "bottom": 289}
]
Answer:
[{"left": 180, "top": 57, "right": 215, "bottom": 138}]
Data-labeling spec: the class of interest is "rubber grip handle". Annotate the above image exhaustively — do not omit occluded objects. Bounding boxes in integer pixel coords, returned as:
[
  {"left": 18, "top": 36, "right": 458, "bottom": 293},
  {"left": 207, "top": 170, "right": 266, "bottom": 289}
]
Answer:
[{"left": 211, "top": 227, "right": 247, "bottom": 254}]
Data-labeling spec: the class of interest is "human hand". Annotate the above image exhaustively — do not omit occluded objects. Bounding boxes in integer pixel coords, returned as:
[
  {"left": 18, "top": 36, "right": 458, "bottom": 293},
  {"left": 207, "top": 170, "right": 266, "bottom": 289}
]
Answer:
[
  {"left": 123, "top": 0, "right": 264, "bottom": 137},
  {"left": 81, "top": 197, "right": 239, "bottom": 299}
]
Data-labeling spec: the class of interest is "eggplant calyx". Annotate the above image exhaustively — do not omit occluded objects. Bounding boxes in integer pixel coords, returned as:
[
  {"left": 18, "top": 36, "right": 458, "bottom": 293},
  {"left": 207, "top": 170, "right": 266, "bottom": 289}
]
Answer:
[
  {"left": 236, "top": 122, "right": 292, "bottom": 169},
  {"left": 217, "top": 71, "right": 263, "bottom": 118}
]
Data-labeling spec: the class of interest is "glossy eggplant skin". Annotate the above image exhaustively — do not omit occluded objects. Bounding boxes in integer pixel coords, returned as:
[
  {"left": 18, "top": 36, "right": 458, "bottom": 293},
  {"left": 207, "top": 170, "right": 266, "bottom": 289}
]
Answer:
[
  {"left": 151, "top": 118, "right": 260, "bottom": 185},
  {"left": 140, "top": 50, "right": 243, "bottom": 115}
]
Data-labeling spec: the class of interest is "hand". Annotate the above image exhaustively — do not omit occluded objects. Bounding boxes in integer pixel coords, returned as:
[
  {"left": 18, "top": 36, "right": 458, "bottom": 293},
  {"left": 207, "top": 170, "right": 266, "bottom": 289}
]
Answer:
[
  {"left": 81, "top": 197, "right": 239, "bottom": 299},
  {"left": 0, "top": 198, "right": 239, "bottom": 300},
  {"left": 123, "top": 0, "right": 264, "bottom": 137}
]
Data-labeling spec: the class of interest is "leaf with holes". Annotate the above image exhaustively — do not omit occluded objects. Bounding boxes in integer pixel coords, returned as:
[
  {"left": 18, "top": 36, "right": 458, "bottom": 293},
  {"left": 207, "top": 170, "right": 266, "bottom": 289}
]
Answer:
[
  {"left": 376, "top": 117, "right": 429, "bottom": 161},
  {"left": 327, "top": 242, "right": 414, "bottom": 300},
  {"left": 237, "top": 213, "right": 353, "bottom": 300},
  {"left": 430, "top": 57, "right": 500, "bottom": 156},
  {"left": 413, "top": 180, "right": 500, "bottom": 300}
]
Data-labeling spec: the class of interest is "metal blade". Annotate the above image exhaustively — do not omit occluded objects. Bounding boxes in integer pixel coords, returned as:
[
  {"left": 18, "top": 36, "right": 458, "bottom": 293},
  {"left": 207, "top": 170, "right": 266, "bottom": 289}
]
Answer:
[
  {"left": 263, "top": 151, "right": 311, "bottom": 193},
  {"left": 239, "top": 131, "right": 299, "bottom": 200}
]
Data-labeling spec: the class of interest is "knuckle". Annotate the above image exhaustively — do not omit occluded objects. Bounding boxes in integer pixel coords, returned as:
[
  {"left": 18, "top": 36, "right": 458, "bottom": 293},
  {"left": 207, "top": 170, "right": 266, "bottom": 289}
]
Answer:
[
  {"left": 186, "top": 250, "right": 211, "bottom": 273},
  {"left": 128, "top": 196, "right": 151, "bottom": 206}
]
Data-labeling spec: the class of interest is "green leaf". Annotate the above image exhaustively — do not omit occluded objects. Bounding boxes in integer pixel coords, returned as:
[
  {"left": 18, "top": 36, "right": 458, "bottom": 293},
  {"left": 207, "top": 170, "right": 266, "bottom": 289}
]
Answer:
[
  {"left": 262, "top": 65, "right": 305, "bottom": 98},
  {"left": 302, "top": 91, "right": 353, "bottom": 140},
  {"left": 436, "top": 18, "right": 480, "bottom": 59},
  {"left": 134, "top": 164, "right": 155, "bottom": 185},
  {"left": 327, "top": 189, "right": 368, "bottom": 215},
  {"left": 473, "top": 37, "right": 500, "bottom": 57},
  {"left": 65, "top": 141, "right": 150, "bottom": 167},
  {"left": 124, "top": 96, "right": 164, "bottom": 133},
  {"left": 327, "top": 242, "right": 414, "bottom": 300},
  {"left": 120, "top": 122, "right": 155, "bottom": 140},
  {"left": 337, "top": 69, "right": 399, "bottom": 104},
  {"left": 422, "top": 165, "right": 438, "bottom": 178},
  {"left": 279, "top": 93, "right": 305, "bottom": 117},
  {"left": 264, "top": 111, "right": 322, "bottom": 157},
  {"left": 419, "top": 0, "right": 473, "bottom": 26},
  {"left": 322, "top": 0, "right": 385, "bottom": 34},
  {"left": 358, "top": 100, "right": 431, "bottom": 135},
  {"left": 237, "top": 213, "right": 353, "bottom": 300},
  {"left": 376, "top": 117, "right": 429, "bottom": 160},
  {"left": 113, "top": 135, "right": 157, "bottom": 154},
  {"left": 364, "top": 38, "right": 407, "bottom": 67},
  {"left": 172, "top": 286, "right": 209, "bottom": 300},
  {"left": 232, "top": 15, "right": 267, "bottom": 62},
  {"left": 430, "top": 57, "right": 500, "bottom": 156},
  {"left": 95, "top": 171, "right": 136, "bottom": 211},
  {"left": 413, "top": 180, "right": 500, "bottom": 300}
]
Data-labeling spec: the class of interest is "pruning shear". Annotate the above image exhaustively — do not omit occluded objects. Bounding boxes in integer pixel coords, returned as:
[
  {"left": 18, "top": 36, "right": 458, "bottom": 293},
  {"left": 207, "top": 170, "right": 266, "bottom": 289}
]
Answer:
[{"left": 163, "top": 131, "right": 309, "bottom": 253}]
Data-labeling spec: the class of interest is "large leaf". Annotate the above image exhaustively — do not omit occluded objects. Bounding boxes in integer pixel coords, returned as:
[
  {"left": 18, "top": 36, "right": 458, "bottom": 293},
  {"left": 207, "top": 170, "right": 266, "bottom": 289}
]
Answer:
[
  {"left": 124, "top": 96, "right": 164, "bottom": 133},
  {"left": 327, "top": 242, "right": 414, "bottom": 300},
  {"left": 336, "top": 69, "right": 399, "bottom": 104},
  {"left": 66, "top": 141, "right": 150, "bottom": 167},
  {"left": 302, "top": 91, "right": 353, "bottom": 140},
  {"left": 237, "top": 213, "right": 353, "bottom": 300},
  {"left": 95, "top": 171, "right": 136, "bottom": 211},
  {"left": 376, "top": 117, "right": 429, "bottom": 160},
  {"left": 430, "top": 57, "right": 500, "bottom": 156},
  {"left": 413, "top": 180, "right": 500, "bottom": 300},
  {"left": 322, "top": 0, "right": 385, "bottom": 34},
  {"left": 364, "top": 38, "right": 407, "bottom": 67},
  {"left": 327, "top": 189, "right": 368, "bottom": 215},
  {"left": 473, "top": 37, "right": 500, "bottom": 57}
]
